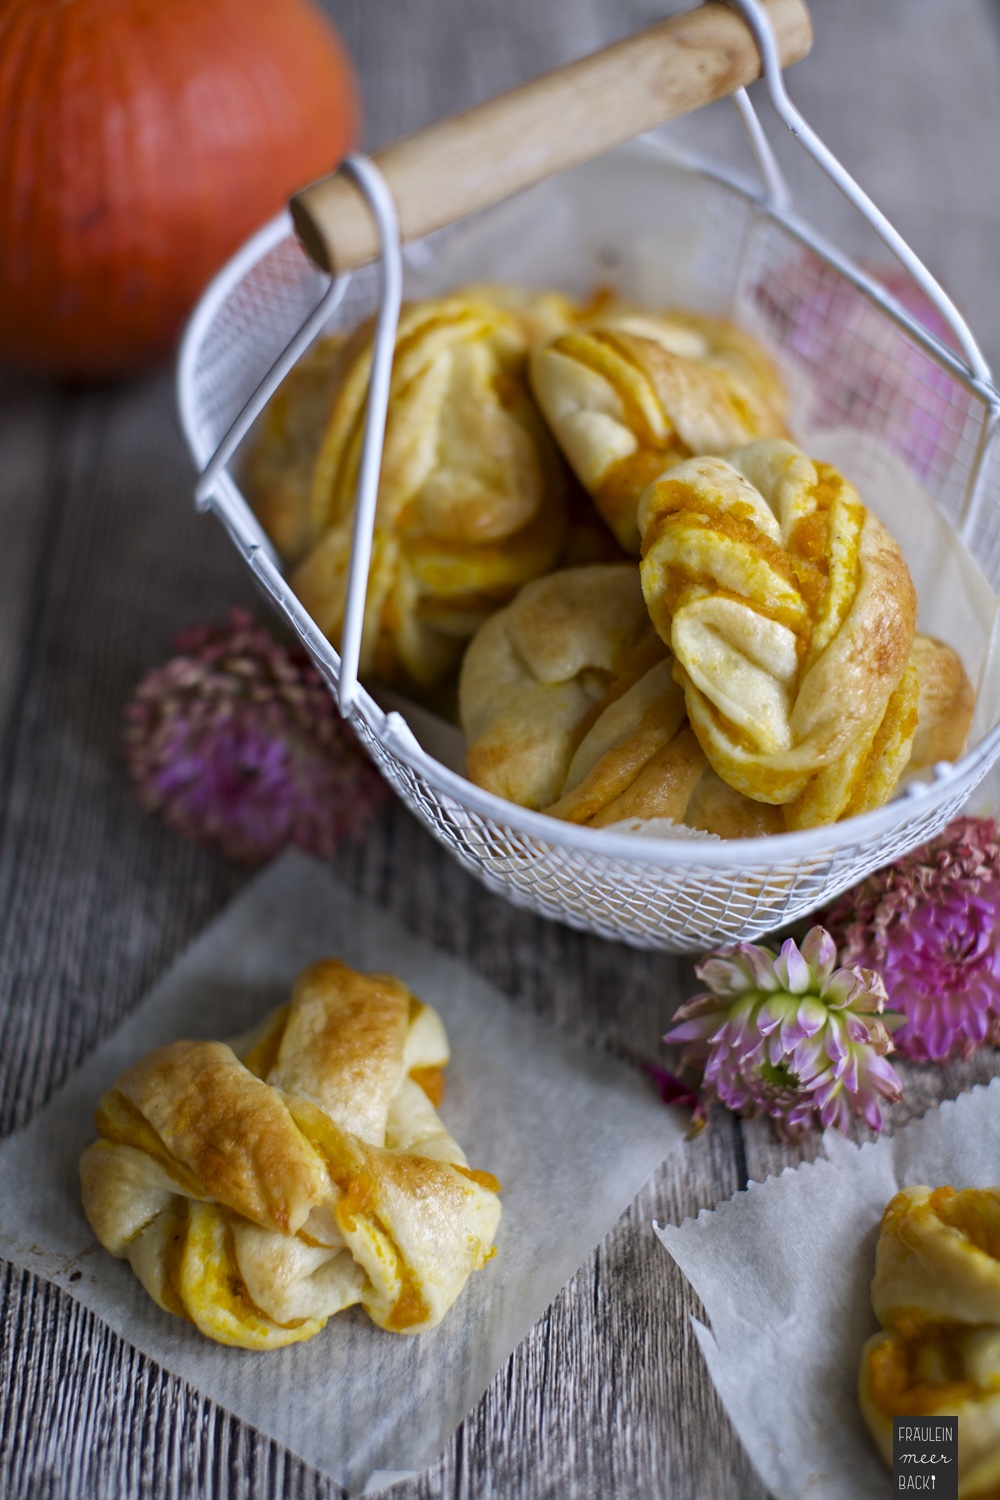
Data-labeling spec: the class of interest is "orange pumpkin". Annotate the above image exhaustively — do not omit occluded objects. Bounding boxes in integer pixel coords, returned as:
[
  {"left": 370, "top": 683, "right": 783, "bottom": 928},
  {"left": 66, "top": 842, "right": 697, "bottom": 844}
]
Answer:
[{"left": 0, "top": 0, "right": 360, "bottom": 377}]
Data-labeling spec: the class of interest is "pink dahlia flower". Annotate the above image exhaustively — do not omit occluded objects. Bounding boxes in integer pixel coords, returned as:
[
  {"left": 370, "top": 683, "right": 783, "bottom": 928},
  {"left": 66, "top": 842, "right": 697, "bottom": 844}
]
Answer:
[
  {"left": 125, "top": 609, "right": 387, "bottom": 862},
  {"left": 664, "top": 928, "right": 902, "bottom": 1139},
  {"left": 823, "top": 818, "right": 1000, "bottom": 1064}
]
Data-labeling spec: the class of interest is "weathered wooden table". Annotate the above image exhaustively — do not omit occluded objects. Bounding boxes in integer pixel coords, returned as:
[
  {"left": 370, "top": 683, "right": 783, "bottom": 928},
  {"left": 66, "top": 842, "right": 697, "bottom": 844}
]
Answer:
[{"left": 3, "top": 1, "right": 1000, "bottom": 1495}]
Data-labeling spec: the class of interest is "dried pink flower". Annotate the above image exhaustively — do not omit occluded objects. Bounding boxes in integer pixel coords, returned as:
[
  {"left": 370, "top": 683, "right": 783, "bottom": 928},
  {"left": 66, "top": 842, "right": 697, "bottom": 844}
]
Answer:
[
  {"left": 823, "top": 817, "right": 1000, "bottom": 1064},
  {"left": 125, "top": 609, "right": 387, "bottom": 862},
  {"left": 664, "top": 928, "right": 902, "bottom": 1139}
]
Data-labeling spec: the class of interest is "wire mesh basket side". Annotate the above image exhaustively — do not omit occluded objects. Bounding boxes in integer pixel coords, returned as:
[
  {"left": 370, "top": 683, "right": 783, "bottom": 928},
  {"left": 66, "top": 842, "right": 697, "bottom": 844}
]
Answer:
[
  {"left": 734, "top": 215, "right": 989, "bottom": 539},
  {"left": 179, "top": 145, "right": 1000, "bottom": 953},
  {"left": 349, "top": 705, "right": 986, "bottom": 951}
]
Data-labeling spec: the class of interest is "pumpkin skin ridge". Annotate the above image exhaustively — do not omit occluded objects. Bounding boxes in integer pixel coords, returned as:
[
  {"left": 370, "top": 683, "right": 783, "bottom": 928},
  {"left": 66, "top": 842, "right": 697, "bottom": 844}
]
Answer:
[{"left": 0, "top": 0, "right": 360, "bottom": 377}]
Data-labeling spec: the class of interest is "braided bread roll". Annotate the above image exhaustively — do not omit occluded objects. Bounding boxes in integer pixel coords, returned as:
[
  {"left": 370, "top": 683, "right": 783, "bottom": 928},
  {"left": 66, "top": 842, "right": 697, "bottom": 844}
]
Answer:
[
  {"left": 638, "top": 439, "right": 920, "bottom": 829},
  {"left": 80, "top": 960, "right": 501, "bottom": 1349},
  {"left": 244, "top": 333, "right": 346, "bottom": 566},
  {"left": 459, "top": 564, "right": 782, "bottom": 835},
  {"left": 528, "top": 309, "right": 788, "bottom": 554},
  {"left": 907, "top": 634, "right": 976, "bottom": 770},
  {"left": 872, "top": 1186, "right": 1000, "bottom": 1329},
  {"left": 859, "top": 1187, "right": 1000, "bottom": 1496},
  {"left": 282, "top": 292, "right": 576, "bottom": 688}
]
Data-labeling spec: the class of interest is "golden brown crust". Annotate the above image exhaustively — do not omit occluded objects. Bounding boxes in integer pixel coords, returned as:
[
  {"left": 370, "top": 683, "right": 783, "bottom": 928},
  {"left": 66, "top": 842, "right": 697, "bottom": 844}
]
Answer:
[
  {"left": 529, "top": 310, "right": 788, "bottom": 553},
  {"left": 460, "top": 563, "right": 789, "bottom": 836},
  {"left": 909, "top": 635, "right": 976, "bottom": 769},
  {"left": 460, "top": 564, "right": 667, "bottom": 810},
  {"left": 267, "top": 959, "right": 413, "bottom": 1142},
  {"left": 282, "top": 292, "right": 576, "bottom": 688},
  {"left": 243, "top": 334, "right": 346, "bottom": 565},
  {"left": 80, "top": 960, "right": 501, "bottom": 1348},
  {"left": 859, "top": 1187, "right": 1000, "bottom": 1495},
  {"left": 873, "top": 1187, "right": 1000, "bottom": 1330},
  {"left": 109, "top": 1040, "right": 329, "bottom": 1235},
  {"left": 681, "top": 769, "right": 785, "bottom": 839},
  {"left": 545, "top": 663, "right": 690, "bottom": 825},
  {"left": 289, "top": 1097, "right": 499, "bottom": 1334},
  {"left": 581, "top": 724, "right": 707, "bottom": 828},
  {"left": 639, "top": 440, "right": 920, "bottom": 828}
]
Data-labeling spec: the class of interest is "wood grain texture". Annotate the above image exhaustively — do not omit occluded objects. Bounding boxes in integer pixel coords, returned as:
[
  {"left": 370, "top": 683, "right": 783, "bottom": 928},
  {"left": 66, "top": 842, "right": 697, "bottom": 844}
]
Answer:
[
  {"left": 0, "top": 376, "right": 65, "bottom": 753},
  {"left": 1, "top": 2, "right": 1000, "bottom": 1497}
]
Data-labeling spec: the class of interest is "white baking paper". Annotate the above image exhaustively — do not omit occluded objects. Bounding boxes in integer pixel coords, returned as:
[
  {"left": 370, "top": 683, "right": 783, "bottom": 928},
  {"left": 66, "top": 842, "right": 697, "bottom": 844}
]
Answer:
[
  {"left": 655, "top": 1079, "right": 1000, "bottom": 1499},
  {"left": 0, "top": 852, "right": 685, "bottom": 1493}
]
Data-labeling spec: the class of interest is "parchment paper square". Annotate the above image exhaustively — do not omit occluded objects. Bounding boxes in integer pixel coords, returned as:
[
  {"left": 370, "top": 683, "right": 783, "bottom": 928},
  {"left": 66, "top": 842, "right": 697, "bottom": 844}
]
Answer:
[
  {"left": 656, "top": 1082, "right": 1000, "bottom": 1499},
  {"left": 0, "top": 851, "right": 684, "bottom": 1492}
]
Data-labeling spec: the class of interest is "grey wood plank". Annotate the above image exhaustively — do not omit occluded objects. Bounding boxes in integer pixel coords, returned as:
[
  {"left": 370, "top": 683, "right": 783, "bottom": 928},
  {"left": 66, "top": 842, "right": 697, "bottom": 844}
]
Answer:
[
  {"left": 0, "top": 375, "right": 253, "bottom": 1137},
  {"left": 328, "top": 0, "right": 685, "bottom": 152},
  {"left": 0, "top": 376, "right": 65, "bottom": 753}
]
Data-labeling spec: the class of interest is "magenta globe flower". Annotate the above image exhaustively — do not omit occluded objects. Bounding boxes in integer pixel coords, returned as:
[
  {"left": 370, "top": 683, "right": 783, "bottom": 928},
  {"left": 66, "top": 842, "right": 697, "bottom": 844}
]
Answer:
[
  {"left": 665, "top": 928, "right": 902, "bottom": 1139},
  {"left": 125, "top": 609, "right": 388, "bottom": 862},
  {"left": 824, "top": 817, "right": 1000, "bottom": 1064}
]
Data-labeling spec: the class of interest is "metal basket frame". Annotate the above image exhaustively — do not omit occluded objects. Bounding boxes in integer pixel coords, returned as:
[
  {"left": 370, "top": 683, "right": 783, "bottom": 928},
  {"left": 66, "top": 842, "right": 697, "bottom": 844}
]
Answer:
[{"left": 178, "top": 0, "right": 1000, "bottom": 952}]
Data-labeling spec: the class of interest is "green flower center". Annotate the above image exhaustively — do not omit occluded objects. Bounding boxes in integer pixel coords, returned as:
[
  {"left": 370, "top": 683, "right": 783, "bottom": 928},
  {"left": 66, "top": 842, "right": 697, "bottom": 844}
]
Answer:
[{"left": 759, "top": 1059, "right": 800, "bottom": 1092}]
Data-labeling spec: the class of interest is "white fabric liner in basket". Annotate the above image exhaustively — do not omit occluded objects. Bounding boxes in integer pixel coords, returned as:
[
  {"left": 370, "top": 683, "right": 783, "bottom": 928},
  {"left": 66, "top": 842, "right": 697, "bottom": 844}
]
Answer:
[{"left": 178, "top": 138, "right": 1000, "bottom": 953}]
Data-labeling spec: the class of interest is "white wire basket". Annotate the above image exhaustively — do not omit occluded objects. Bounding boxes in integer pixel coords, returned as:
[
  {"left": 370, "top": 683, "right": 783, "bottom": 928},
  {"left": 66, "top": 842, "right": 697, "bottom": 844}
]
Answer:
[{"left": 178, "top": 5, "right": 1000, "bottom": 954}]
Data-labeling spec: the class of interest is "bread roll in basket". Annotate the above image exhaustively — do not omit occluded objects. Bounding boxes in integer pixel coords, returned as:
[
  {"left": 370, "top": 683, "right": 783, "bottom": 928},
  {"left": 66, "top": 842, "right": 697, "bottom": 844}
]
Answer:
[
  {"left": 860, "top": 1186, "right": 1000, "bottom": 1497},
  {"left": 529, "top": 309, "right": 788, "bottom": 553},
  {"left": 179, "top": 0, "right": 1000, "bottom": 950},
  {"left": 250, "top": 291, "right": 576, "bottom": 689},
  {"left": 81, "top": 960, "right": 501, "bottom": 1348}
]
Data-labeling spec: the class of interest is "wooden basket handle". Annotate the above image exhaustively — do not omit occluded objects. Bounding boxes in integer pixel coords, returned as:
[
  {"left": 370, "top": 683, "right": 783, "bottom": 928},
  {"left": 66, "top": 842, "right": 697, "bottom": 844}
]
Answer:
[{"left": 291, "top": 0, "right": 811, "bottom": 274}]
